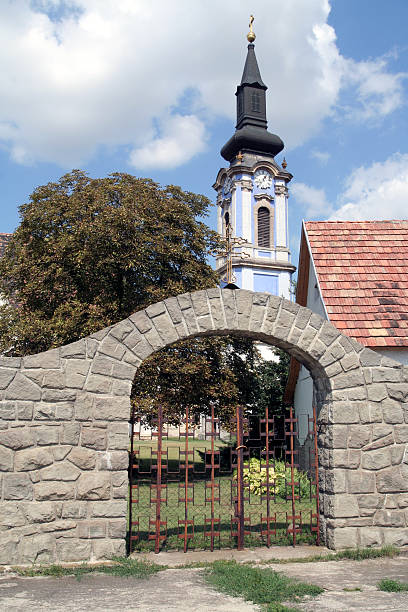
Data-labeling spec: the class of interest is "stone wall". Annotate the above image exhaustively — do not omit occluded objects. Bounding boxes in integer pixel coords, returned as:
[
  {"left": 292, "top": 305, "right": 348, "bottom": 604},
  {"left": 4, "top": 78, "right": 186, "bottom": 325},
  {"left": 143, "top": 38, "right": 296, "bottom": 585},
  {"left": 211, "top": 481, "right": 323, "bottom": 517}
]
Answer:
[{"left": 1, "top": 289, "right": 408, "bottom": 563}]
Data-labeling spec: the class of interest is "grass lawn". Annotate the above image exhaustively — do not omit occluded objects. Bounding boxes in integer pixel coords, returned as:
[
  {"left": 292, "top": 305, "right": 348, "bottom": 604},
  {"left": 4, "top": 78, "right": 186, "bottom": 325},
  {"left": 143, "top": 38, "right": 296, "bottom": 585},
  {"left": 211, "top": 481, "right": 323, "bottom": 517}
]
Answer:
[{"left": 129, "top": 437, "right": 318, "bottom": 552}]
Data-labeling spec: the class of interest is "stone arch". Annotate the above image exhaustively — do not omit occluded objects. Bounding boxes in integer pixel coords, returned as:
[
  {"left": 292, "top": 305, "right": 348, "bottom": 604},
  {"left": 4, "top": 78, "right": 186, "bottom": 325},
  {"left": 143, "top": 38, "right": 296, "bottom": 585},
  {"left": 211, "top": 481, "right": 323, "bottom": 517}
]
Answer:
[{"left": 1, "top": 289, "right": 408, "bottom": 564}]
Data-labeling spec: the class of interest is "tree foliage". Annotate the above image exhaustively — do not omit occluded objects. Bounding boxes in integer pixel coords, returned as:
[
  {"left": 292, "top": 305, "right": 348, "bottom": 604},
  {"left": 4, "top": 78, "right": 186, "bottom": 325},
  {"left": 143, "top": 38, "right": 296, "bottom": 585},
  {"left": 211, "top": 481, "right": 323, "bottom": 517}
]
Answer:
[
  {"left": 0, "top": 170, "right": 220, "bottom": 355},
  {"left": 132, "top": 335, "right": 260, "bottom": 427}
]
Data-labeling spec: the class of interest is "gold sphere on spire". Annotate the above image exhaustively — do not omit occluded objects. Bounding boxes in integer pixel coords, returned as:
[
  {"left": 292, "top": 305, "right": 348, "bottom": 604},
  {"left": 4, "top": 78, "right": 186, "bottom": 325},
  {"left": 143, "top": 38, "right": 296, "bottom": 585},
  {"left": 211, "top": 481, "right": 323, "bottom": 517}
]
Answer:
[{"left": 247, "top": 14, "right": 256, "bottom": 43}]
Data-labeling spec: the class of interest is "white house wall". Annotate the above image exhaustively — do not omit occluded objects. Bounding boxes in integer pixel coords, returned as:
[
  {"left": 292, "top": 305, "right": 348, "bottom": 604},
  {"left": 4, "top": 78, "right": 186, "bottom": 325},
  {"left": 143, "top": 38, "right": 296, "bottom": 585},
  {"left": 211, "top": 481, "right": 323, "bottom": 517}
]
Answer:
[{"left": 294, "top": 257, "right": 327, "bottom": 442}]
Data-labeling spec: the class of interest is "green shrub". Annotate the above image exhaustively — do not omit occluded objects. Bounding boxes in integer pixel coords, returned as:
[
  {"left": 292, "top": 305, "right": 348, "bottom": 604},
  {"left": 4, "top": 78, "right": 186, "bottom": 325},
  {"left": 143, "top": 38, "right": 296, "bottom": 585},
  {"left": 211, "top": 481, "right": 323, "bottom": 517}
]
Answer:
[{"left": 237, "top": 457, "right": 313, "bottom": 499}]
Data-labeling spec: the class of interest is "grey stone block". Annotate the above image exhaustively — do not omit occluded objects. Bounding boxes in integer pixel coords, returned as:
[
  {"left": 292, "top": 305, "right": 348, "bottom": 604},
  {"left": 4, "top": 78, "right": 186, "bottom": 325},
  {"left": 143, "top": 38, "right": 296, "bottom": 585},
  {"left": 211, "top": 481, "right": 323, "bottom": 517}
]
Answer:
[
  {"left": 56, "top": 539, "right": 92, "bottom": 562},
  {"left": 347, "top": 471, "right": 375, "bottom": 493},
  {"left": 85, "top": 374, "right": 112, "bottom": 394},
  {"left": 21, "top": 502, "right": 56, "bottom": 523},
  {"left": 5, "top": 373, "right": 41, "bottom": 401},
  {"left": 31, "top": 425, "right": 60, "bottom": 446},
  {"left": 60, "top": 339, "right": 86, "bottom": 358},
  {"left": 90, "top": 500, "right": 127, "bottom": 518},
  {"left": 94, "top": 397, "right": 130, "bottom": 421},
  {"left": 92, "top": 539, "right": 125, "bottom": 560},
  {"left": 362, "top": 449, "right": 391, "bottom": 470},
  {"left": 332, "top": 371, "right": 365, "bottom": 390},
  {"left": 383, "top": 529, "right": 408, "bottom": 546},
  {"left": 98, "top": 336, "right": 126, "bottom": 361},
  {"left": 0, "top": 446, "right": 14, "bottom": 471},
  {"left": 382, "top": 399, "right": 404, "bottom": 424},
  {"left": 34, "top": 482, "right": 75, "bottom": 500},
  {"left": 0, "top": 504, "right": 26, "bottom": 528},
  {"left": 0, "top": 367, "right": 16, "bottom": 389},
  {"left": 359, "top": 404, "right": 382, "bottom": 424},
  {"left": 24, "top": 349, "right": 60, "bottom": 369},
  {"left": 191, "top": 290, "right": 210, "bottom": 317},
  {"left": 360, "top": 349, "right": 382, "bottom": 367},
  {"left": 377, "top": 467, "right": 407, "bottom": 493},
  {"left": 61, "top": 502, "right": 88, "bottom": 519},
  {"left": 40, "top": 461, "right": 81, "bottom": 481},
  {"left": 367, "top": 384, "right": 388, "bottom": 402},
  {"left": 67, "top": 447, "right": 96, "bottom": 470},
  {"left": 164, "top": 297, "right": 184, "bottom": 325},
  {"left": 77, "top": 473, "right": 111, "bottom": 500},
  {"left": 151, "top": 312, "right": 179, "bottom": 344},
  {"left": 387, "top": 383, "right": 408, "bottom": 402},
  {"left": 81, "top": 428, "right": 107, "bottom": 451},
  {"left": 360, "top": 528, "right": 383, "bottom": 547},
  {"left": 15, "top": 448, "right": 53, "bottom": 471},
  {"left": 0, "top": 428, "right": 34, "bottom": 450},
  {"left": 394, "top": 425, "right": 408, "bottom": 443},
  {"left": 326, "top": 494, "right": 359, "bottom": 518},
  {"left": 98, "top": 451, "right": 128, "bottom": 471},
  {"left": 375, "top": 510, "right": 405, "bottom": 527},
  {"left": 4, "top": 473, "right": 33, "bottom": 500},
  {"left": 319, "top": 321, "right": 341, "bottom": 347},
  {"left": 16, "top": 402, "right": 34, "bottom": 420},
  {"left": 222, "top": 291, "right": 238, "bottom": 329},
  {"left": 331, "top": 527, "right": 359, "bottom": 550}
]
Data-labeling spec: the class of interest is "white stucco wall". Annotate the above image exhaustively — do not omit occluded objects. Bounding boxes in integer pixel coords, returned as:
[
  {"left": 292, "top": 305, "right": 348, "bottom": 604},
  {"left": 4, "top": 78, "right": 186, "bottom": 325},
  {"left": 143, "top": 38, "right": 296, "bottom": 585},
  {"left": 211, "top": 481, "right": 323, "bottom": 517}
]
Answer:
[{"left": 294, "top": 258, "right": 327, "bottom": 442}]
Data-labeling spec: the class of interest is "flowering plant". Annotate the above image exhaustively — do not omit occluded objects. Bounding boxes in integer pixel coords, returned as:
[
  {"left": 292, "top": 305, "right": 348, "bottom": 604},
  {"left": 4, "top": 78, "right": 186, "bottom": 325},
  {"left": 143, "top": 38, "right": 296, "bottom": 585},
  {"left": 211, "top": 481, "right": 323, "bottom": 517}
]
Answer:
[{"left": 236, "top": 457, "right": 312, "bottom": 499}]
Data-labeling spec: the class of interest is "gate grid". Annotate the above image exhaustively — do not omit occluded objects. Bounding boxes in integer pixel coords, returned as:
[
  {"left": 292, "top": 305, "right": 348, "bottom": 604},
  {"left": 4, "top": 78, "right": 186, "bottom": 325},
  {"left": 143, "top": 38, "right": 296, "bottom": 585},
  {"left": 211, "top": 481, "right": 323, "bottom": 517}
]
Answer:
[{"left": 128, "top": 405, "right": 319, "bottom": 553}]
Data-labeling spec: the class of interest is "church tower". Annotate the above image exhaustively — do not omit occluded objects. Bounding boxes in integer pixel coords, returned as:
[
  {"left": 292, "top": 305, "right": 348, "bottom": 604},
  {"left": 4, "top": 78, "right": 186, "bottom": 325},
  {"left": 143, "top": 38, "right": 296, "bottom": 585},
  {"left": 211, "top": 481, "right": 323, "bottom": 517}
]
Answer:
[{"left": 213, "top": 18, "right": 295, "bottom": 299}]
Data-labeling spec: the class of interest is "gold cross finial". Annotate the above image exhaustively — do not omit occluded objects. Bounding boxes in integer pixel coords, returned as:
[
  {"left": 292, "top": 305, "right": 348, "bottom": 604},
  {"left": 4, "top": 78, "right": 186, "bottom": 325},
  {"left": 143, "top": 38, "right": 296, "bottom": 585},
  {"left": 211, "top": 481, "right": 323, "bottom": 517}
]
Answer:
[
  {"left": 214, "top": 223, "right": 250, "bottom": 285},
  {"left": 247, "top": 15, "right": 256, "bottom": 43}
]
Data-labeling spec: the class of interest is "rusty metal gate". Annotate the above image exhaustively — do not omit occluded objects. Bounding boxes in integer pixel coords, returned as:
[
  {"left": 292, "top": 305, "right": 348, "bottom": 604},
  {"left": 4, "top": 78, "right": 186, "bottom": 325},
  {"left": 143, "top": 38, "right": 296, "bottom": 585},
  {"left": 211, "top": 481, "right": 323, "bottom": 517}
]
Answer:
[{"left": 128, "top": 405, "right": 319, "bottom": 553}]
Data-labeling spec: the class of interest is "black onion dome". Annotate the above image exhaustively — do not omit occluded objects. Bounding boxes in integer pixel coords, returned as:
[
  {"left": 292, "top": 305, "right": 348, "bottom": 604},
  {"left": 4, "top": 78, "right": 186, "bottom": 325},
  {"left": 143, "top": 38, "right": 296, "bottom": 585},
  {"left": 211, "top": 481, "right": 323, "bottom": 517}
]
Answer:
[
  {"left": 221, "top": 42, "right": 284, "bottom": 162},
  {"left": 221, "top": 126, "right": 284, "bottom": 162}
]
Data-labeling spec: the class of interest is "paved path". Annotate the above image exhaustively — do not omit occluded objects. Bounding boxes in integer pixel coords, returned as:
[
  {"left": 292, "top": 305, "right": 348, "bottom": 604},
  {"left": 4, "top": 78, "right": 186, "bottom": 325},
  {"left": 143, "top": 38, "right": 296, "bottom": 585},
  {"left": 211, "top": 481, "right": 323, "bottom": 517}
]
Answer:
[
  {"left": 271, "top": 557, "right": 408, "bottom": 611},
  {"left": 0, "top": 569, "right": 257, "bottom": 612},
  {"left": 1, "top": 547, "right": 408, "bottom": 611}
]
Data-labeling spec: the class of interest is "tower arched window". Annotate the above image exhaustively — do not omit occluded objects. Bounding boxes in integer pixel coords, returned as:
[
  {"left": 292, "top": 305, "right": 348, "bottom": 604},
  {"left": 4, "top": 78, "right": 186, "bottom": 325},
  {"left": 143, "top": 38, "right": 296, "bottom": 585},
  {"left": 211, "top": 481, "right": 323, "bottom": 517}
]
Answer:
[
  {"left": 257, "top": 206, "right": 270, "bottom": 248},
  {"left": 224, "top": 212, "right": 230, "bottom": 235}
]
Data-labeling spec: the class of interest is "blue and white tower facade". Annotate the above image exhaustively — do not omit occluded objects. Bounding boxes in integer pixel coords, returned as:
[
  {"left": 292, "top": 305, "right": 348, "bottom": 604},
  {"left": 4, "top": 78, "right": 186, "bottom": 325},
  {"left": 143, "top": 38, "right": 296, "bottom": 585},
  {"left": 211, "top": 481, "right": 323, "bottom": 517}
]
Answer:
[{"left": 213, "top": 28, "right": 295, "bottom": 299}]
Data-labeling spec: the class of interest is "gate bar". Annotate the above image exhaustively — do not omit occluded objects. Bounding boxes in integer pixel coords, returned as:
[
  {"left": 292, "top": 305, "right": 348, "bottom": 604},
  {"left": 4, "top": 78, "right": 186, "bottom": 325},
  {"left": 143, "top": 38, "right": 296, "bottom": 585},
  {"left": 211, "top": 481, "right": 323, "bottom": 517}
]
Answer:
[{"left": 236, "top": 405, "right": 245, "bottom": 550}]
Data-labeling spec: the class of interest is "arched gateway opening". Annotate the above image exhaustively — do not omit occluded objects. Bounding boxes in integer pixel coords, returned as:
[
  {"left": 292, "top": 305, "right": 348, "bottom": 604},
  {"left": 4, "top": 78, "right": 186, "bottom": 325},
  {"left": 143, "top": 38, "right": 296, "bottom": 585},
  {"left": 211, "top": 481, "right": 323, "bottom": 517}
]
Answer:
[{"left": 1, "top": 289, "right": 408, "bottom": 565}]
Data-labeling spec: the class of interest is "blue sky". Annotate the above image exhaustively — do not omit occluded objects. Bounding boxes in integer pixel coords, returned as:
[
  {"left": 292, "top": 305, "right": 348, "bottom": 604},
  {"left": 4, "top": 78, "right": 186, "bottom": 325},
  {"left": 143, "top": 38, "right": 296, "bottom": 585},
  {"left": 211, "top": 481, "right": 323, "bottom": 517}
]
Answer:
[{"left": 1, "top": 0, "right": 408, "bottom": 272}]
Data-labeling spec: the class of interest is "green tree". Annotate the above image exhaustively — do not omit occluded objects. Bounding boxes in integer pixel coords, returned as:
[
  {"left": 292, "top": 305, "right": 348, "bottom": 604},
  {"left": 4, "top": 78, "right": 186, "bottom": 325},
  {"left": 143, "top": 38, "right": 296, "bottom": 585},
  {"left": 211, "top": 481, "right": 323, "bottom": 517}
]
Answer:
[
  {"left": 252, "top": 349, "right": 291, "bottom": 416},
  {"left": 131, "top": 335, "right": 260, "bottom": 427},
  {"left": 0, "top": 170, "right": 220, "bottom": 355}
]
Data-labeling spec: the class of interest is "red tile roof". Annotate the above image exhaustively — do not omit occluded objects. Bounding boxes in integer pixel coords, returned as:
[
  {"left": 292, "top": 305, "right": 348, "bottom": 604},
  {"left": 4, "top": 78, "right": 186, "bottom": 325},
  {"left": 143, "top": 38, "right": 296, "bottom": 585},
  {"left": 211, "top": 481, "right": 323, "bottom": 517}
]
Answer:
[
  {"left": 304, "top": 220, "right": 408, "bottom": 348},
  {"left": 0, "top": 233, "right": 12, "bottom": 258}
]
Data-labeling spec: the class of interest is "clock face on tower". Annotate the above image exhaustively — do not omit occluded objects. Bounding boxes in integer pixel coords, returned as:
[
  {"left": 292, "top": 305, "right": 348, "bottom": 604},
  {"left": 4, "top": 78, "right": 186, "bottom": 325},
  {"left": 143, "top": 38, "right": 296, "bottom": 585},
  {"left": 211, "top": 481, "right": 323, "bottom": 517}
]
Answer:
[
  {"left": 254, "top": 169, "right": 273, "bottom": 189},
  {"left": 223, "top": 177, "right": 233, "bottom": 195}
]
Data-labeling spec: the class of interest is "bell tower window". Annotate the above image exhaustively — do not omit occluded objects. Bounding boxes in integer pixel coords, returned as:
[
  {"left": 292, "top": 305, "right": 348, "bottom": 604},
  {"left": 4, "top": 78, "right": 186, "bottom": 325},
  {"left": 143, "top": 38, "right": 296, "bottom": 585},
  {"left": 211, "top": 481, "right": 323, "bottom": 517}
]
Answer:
[
  {"left": 257, "top": 206, "right": 270, "bottom": 247},
  {"left": 224, "top": 211, "right": 230, "bottom": 236}
]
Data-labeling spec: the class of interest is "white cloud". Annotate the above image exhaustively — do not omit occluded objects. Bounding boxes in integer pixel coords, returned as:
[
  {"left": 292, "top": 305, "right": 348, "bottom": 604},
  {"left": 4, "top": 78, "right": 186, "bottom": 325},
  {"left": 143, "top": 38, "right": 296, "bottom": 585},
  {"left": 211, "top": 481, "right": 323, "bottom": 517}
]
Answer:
[
  {"left": 291, "top": 182, "right": 333, "bottom": 218},
  {"left": 311, "top": 150, "right": 330, "bottom": 165},
  {"left": 129, "top": 114, "right": 207, "bottom": 170},
  {"left": 0, "top": 0, "right": 405, "bottom": 169},
  {"left": 341, "top": 57, "right": 406, "bottom": 121},
  {"left": 329, "top": 153, "right": 408, "bottom": 220}
]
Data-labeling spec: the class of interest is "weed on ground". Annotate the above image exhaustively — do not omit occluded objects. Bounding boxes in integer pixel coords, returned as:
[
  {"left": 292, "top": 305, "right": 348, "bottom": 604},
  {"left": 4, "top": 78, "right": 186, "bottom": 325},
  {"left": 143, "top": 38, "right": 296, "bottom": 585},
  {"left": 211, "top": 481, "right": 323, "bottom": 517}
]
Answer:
[
  {"left": 204, "top": 559, "right": 323, "bottom": 612},
  {"left": 257, "top": 545, "right": 399, "bottom": 566},
  {"left": 15, "top": 557, "right": 166, "bottom": 580},
  {"left": 378, "top": 578, "right": 408, "bottom": 592}
]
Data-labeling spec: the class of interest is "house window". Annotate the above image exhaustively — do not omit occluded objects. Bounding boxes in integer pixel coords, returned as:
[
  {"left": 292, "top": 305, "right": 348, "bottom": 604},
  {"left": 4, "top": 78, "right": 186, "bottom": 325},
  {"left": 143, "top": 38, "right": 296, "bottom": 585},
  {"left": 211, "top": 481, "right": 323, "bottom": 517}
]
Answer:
[
  {"left": 257, "top": 206, "right": 270, "bottom": 247},
  {"left": 251, "top": 92, "right": 260, "bottom": 112}
]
